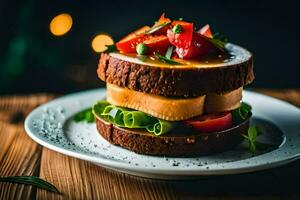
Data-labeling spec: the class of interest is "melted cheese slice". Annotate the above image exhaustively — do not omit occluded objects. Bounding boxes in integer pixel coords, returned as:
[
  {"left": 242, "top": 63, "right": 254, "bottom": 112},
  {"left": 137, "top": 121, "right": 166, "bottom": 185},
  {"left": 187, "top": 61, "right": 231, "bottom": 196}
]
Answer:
[
  {"left": 106, "top": 84, "right": 205, "bottom": 121},
  {"left": 204, "top": 88, "right": 242, "bottom": 113},
  {"left": 106, "top": 84, "right": 243, "bottom": 121}
]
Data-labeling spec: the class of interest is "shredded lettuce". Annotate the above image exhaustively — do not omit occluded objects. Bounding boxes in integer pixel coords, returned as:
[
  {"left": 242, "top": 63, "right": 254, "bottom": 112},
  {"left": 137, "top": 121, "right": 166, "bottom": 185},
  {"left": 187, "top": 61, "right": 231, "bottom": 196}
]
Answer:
[{"left": 93, "top": 101, "right": 174, "bottom": 135}]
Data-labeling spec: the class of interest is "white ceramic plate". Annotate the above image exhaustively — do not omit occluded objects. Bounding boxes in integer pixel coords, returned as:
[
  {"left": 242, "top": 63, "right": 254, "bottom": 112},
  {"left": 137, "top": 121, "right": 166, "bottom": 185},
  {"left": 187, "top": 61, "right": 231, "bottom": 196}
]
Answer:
[{"left": 25, "top": 89, "right": 300, "bottom": 179}]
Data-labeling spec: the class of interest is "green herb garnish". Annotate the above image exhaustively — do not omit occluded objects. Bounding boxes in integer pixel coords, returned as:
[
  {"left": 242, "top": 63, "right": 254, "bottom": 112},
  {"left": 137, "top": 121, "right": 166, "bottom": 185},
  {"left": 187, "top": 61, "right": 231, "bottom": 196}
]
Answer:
[
  {"left": 243, "top": 126, "right": 275, "bottom": 153},
  {"left": 165, "top": 46, "right": 174, "bottom": 59},
  {"left": 232, "top": 102, "right": 252, "bottom": 123},
  {"left": 213, "top": 32, "right": 228, "bottom": 43},
  {"left": 93, "top": 101, "right": 174, "bottom": 135},
  {"left": 136, "top": 43, "right": 149, "bottom": 55},
  {"left": 0, "top": 176, "right": 59, "bottom": 193},
  {"left": 73, "top": 108, "right": 95, "bottom": 123},
  {"left": 172, "top": 24, "right": 182, "bottom": 34},
  {"left": 103, "top": 44, "right": 117, "bottom": 53},
  {"left": 154, "top": 52, "right": 182, "bottom": 65},
  {"left": 178, "top": 17, "right": 183, "bottom": 21},
  {"left": 207, "top": 32, "right": 228, "bottom": 52},
  {"left": 145, "top": 22, "right": 171, "bottom": 34},
  {"left": 243, "top": 126, "right": 259, "bottom": 152}
]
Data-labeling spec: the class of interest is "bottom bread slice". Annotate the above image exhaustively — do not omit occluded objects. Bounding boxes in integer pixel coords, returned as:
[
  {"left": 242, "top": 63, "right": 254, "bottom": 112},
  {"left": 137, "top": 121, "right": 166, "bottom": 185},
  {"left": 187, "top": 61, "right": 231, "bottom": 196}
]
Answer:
[{"left": 95, "top": 116, "right": 250, "bottom": 156}]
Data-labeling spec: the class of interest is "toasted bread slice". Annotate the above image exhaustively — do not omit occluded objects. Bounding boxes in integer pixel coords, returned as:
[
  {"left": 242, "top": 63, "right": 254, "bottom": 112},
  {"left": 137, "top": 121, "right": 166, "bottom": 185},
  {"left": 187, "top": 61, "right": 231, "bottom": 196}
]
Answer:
[
  {"left": 98, "top": 44, "right": 254, "bottom": 98},
  {"left": 95, "top": 115, "right": 250, "bottom": 156}
]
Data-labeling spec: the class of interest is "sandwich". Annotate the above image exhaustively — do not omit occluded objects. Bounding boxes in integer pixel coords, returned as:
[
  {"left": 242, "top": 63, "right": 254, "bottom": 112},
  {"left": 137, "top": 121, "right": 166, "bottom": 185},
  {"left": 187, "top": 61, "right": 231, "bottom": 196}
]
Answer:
[{"left": 93, "top": 14, "right": 254, "bottom": 156}]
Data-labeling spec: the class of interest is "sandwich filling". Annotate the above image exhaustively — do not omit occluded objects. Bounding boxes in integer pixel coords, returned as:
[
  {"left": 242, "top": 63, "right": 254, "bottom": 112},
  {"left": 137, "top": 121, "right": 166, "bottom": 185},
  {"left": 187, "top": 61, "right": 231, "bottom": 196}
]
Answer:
[
  {"left": 106, "top": 83, "right": 242, "bottom": 121},
  {"left": 93, "top": 85, "right": 250, "bottom": 136}
]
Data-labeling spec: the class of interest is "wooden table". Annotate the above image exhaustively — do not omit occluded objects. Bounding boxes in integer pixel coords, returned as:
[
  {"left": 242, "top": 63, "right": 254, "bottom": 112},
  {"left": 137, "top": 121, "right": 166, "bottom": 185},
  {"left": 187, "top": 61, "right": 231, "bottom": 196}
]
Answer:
[{"left": 0, "top": 89, "right": 300, "bottom": 200}]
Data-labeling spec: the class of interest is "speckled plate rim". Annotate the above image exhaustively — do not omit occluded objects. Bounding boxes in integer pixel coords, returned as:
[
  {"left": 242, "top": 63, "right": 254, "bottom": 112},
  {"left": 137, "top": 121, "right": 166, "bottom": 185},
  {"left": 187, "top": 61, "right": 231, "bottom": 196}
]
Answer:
[{"left": 24, "top": 89, "right": 300, "bottom": 177}]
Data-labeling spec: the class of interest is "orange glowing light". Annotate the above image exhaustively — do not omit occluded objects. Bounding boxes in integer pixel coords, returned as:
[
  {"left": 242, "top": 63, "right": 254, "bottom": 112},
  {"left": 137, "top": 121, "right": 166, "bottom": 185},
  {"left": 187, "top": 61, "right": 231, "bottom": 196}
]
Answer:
[
  {"left": 50, "top": 13, "right": 73, "bottom": 36},
  {"left": 91, "top": 34, "right": 114, "bottom": 53}
]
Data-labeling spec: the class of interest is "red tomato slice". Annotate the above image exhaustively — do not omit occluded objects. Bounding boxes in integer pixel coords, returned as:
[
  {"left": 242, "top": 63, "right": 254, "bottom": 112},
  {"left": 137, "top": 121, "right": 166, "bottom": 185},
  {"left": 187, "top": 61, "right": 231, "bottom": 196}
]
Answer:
[
  {"left": 151, "top": 13, "right": 171, "bottom": 35},
  {"left": 198, "top": 24, "right": 213, "bottom": 38},
  {"left": 175, "top": 32, "right": 218, "bottom": 59},
  {"left": 167, "top": 21, "right": 193, "bottom": 48},
  {"left": 116, "top": 26, "right": 151, "bottom": 53},
  {"left": 143, "top": 35, "right": 170, "bottom": 55},
  {"left": 185, "top": 112, "right": 233, "bottom": 133}
]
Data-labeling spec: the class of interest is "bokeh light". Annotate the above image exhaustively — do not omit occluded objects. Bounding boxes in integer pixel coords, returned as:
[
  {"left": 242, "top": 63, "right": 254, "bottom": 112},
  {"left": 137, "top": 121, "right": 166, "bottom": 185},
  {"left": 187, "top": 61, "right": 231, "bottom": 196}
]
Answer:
[
  {"left": 50, "top": 13, "right": 73, "bottom": 36},
  {"left": 91, "top": 34, "right": 114, "bottom": 53}
]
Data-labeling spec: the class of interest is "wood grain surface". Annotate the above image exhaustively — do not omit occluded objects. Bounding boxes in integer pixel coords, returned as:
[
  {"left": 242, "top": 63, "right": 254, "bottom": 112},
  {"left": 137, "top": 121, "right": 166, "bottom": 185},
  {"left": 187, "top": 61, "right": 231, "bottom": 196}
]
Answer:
[{"left": 0, "top": 90, "right": 300, "bottom": 200}]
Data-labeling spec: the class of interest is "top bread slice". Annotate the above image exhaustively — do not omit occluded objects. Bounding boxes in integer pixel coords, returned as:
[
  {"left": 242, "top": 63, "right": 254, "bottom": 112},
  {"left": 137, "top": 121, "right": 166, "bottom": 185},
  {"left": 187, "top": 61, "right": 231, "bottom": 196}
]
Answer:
[{"left": 98, "top": 43, "right": 254, "bottom": 98}]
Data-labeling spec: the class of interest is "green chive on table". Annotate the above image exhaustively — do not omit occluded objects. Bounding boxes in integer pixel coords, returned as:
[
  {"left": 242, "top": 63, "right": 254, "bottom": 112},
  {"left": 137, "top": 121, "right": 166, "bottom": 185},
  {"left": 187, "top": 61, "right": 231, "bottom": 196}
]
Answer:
[{"left": 0, "top": 89, "right": 300, "bottom": 200}]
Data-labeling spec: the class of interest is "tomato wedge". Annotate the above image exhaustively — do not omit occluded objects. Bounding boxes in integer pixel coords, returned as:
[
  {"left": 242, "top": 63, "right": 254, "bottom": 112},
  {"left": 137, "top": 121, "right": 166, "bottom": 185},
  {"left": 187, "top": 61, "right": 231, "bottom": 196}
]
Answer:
[
  {"left": 175, "top": 32, "right": 218, "bottom": 59},
  {"left": 198, "top": 24, "right": 213, "bottom": 38},
  {"left": 167, "top": 21, "right": 194, "bottom": 49},
  {"left": 143, "top": 35, "right": 170, "bottom": 55},
  {"left": 151, "top": 13, "right": 171, "bottom": 35},
  {"left": 185, "top": 112, "right": 233, "bottom": 133},
  {"left": 116, "top": 26, "right": 151, "bottom": 53}
]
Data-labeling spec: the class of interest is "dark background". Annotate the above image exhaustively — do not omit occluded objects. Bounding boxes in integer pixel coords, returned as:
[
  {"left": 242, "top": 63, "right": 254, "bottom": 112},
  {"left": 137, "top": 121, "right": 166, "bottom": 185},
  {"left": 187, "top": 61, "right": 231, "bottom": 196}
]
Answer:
[{"left": 1, "top": 0, "right": 299, "bottom": 94}]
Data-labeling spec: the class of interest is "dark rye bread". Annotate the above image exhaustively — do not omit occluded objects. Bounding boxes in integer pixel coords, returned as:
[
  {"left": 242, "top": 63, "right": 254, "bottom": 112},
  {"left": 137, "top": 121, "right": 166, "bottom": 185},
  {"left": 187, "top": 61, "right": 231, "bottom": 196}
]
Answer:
[
  {"left": 95, "top": 116, "right": 250, "bottom": 156},
  {"left": 98, "top": 44, "right": 254, "bottom": 97}
]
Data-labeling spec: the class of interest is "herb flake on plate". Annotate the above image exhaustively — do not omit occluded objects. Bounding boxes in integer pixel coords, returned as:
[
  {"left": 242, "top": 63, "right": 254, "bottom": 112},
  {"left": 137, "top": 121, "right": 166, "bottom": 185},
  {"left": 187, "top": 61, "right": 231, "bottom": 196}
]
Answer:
[{"left": 243, "top": 126, "right": 276, "bottom": 153}]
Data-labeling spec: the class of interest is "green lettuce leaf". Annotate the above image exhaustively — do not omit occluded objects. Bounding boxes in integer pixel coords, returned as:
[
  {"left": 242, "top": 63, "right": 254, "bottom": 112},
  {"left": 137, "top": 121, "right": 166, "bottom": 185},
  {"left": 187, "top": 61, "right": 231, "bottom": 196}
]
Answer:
[
  {"left": 232, "top": 102, "right": 252, "bottom": 123},
  {"left": 146, "top": 119, "right": 174, "bottom": 136},
  {"left": 93, "top": 101, "right": 174, "bottom": 135}
]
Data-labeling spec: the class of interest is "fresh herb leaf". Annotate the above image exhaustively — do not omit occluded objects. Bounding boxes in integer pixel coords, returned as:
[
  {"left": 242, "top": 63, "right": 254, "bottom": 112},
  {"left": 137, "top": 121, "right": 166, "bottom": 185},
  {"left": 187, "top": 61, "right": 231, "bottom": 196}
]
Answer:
[
  {"left": 208, "top": 38, "right": 226, "bottom": 51},
  {"left": 248, "top": 126, "right": 258, "bottom": 142},
  {"left": 104, "top": 44, "right": 117, "bottom": 53},
  {"left": 165, "top": 46, "right": 174, "bottom": 59},
  {"left": 207, "top": 32, "right": 228, "bottom": 52},
  {"left": 154, "top": 52, "right": 182, "bottom": 65},
  {"left": 213, "top": 32, "right": 228, "bottom": 43},
  {"left": 243, "top": 126, "right": 276, "bottom": 153},
  {"left": 232, "top": 102, "right": 252, "bottom": 123},
  {"left": 242, "top": 126, "right": 259, "bottom": 153},
  {"left": 0, "top": 176, "right": 59, "bottom": 193},
  {"left": 73, "top": 108, "right": 95, "bottom": 123},
  {"left": 145, "top": 22, "right": 171, "bottom": 34}
]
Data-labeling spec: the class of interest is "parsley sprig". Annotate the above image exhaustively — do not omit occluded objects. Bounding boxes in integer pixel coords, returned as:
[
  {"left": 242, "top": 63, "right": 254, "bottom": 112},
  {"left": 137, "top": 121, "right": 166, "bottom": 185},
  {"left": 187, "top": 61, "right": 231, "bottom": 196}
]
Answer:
[
  {"left": 208, "top": 32, "right": 228, "bottom": 51},
  {"left": 243, "top": 126, "right": 261, "bottom": 152},
  {"left": 243, "top": 126, "right": 276, "bottom": 153},
  {"left": 154, "top": 52, "right": 182, "bottom": 65}
]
